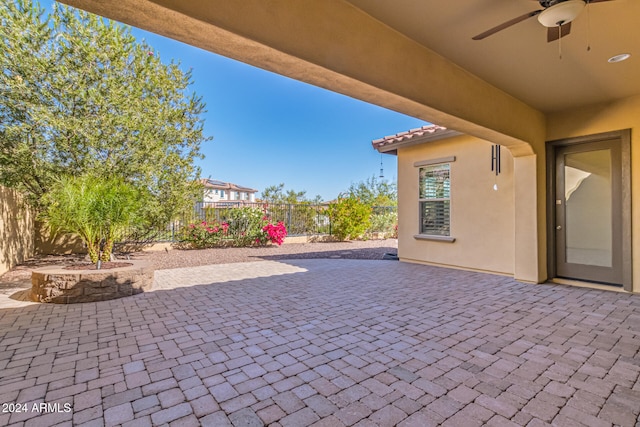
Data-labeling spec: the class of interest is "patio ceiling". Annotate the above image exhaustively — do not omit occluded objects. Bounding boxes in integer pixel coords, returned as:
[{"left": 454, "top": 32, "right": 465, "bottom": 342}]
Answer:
[
  {"left": 346, "top": 0, "right": 640, "bottom": 113},
  {"left": 56, "top": 0, "right": 639, "bottom": 148}
]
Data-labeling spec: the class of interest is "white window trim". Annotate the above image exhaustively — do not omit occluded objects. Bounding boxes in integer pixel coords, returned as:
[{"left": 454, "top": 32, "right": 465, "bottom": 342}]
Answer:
[{"left": 414, "top": 157, "right": 456, "bottom": 242}]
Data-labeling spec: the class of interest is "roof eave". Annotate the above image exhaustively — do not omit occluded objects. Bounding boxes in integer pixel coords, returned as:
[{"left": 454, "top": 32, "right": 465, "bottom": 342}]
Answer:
[{"left": 372, "top": 129, "right": 462, "bottom": 155}]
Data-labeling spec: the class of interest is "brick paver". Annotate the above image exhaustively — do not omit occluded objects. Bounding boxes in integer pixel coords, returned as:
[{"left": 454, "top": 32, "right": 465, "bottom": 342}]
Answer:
[{"left": 1, "top": 259, "right": 639, "bottom": 425}]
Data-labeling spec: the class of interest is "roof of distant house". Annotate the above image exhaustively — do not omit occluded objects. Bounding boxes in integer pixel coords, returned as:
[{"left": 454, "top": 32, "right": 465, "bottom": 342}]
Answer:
[
  {"left": 372, "top": 124, "right": 461, "bottom": 155},
  {"left": 199, "top": 179, "right": 258, "bottom": 193}
]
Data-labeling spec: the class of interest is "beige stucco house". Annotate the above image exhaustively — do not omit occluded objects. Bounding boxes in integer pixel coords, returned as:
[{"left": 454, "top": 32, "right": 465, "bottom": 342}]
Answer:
[
  {"left": 372, "top": 125, "right": 517, "bottom": 277},
  {"left": 199, "top": 179, "right": 258, "bottom": 204},
  {"left": 60, "top": 0, "right": 640, "bottom": 292},
  {"left": 374, "top": 123, "right": 631, "bottom": 292}
]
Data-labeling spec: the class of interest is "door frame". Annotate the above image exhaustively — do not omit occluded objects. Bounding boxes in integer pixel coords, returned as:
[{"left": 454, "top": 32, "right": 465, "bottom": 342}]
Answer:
[{"left": 546, "top": 129, "right": 632, "bottom": 291}]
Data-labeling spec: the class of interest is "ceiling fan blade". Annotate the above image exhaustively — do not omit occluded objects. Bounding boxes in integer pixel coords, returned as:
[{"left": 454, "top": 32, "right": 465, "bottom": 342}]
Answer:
[
  {"left": 472, "top": 10, "right": 542, "bottom": 40},
  {"left": 547, "top": 22, "right": 572, "bottom": 42},
  {"left": 530, "top": 0, "right": 614, "bottom": 2}
]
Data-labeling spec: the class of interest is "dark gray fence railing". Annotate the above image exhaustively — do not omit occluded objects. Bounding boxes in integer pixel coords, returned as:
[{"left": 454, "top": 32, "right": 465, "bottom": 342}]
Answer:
[{"left": 123, "top": 202, "right": 397, "bottom": 243}]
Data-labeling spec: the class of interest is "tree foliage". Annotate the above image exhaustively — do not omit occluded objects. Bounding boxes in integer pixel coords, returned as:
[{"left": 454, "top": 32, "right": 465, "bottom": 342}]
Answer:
[
  {"left": 260, "top": 183, "right": 321, "bottom": 204},
  {"left": 347, "top": 176, "right": 397, "bottom": 206},
  {"left": 0, "top": 0, "right": 209, "bottom": 228}
]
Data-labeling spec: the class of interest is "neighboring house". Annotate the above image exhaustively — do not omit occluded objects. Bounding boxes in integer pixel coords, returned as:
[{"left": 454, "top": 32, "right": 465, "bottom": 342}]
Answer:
[
  {"left": 69, "top": 1, "right": 640, "bottom": 292},
  {"left": 199, "top": 179, "right": 257, "bottom": 205}
]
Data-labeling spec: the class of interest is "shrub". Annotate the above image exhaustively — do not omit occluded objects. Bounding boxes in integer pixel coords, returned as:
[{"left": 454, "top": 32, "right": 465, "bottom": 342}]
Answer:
[
  {"left": 181, "top": 220, "right": 229, "bottom": 248},
  {"left": 367, "top": 210, "right": 398, "bottom": 237},
  {"left": 327, "top": 196, "right": 371, "bottom": 241},
  {"left": 263, "top": 221, "right": 287, "bottom": 245},
  {"left": 223, "top": 207, "right": 268, "bottom": 247},
  {"left": 180, "top": 207, "right": 287, "bottom": 248},
  {"left": 41, "top": 175, "right": 142, "bottom": 263}
]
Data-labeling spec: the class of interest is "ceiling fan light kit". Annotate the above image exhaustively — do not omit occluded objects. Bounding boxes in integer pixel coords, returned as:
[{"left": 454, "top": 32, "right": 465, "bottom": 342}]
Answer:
[
  {"left": 537, "top": 0, "right": 585, "bottom": 27},
  {"left": 608, "top": 53, "right": 631, "bottom": 63}
]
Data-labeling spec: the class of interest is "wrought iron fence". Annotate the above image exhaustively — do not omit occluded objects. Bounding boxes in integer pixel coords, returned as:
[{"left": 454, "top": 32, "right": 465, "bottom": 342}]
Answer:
[
  {"left": 195, "top": 202, "right": 330, "bottom": 236},
  {"left": 122, "top": 202, "right": 397, "bottom": 243}
]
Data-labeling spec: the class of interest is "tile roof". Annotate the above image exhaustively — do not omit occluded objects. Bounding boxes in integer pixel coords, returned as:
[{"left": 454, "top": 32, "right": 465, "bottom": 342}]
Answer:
[
  {"left": 199, "top": 179, "right": 258, "bottom": 193},
  {"left": 372, "top": 124, "right": 461, "bottom": 154}
]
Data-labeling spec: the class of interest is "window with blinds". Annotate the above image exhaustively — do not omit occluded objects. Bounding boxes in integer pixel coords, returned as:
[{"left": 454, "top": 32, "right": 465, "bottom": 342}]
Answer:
[{"left": 419, "top": 163, "right": 450, "bottom": 236}]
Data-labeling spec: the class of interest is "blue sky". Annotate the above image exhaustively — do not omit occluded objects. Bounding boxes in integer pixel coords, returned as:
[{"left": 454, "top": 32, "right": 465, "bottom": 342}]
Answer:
[{"left": 46, "top": 1, "right": 429, "bottom": 200}]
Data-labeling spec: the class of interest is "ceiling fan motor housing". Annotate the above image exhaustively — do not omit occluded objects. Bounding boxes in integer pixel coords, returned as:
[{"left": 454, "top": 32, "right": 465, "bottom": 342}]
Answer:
[
  {"left": 539, "top": 0, "right": 564, "bottom": 7},
  {"left": 538, "top": 0, "right": 586, "bottom": 27}
]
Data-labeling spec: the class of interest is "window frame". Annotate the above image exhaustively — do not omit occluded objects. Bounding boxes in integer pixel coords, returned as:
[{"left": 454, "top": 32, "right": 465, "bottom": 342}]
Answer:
[{"left": 414, "top": 156, "right": 456, "bottom": 243}]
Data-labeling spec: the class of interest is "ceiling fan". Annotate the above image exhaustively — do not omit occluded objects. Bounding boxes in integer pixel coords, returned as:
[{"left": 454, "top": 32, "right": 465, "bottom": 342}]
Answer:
[{"left": 472, "top": 0, "right": 615, "bottom": 42}]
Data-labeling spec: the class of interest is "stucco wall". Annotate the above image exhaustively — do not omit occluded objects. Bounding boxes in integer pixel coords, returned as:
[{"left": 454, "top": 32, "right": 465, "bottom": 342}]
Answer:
[
  {"left": 0, "top": 186, "right": 34, "bottom": 276},
  {"left": 397, "top": 135, "right": 515, "bottom": 275},
  {"left": 547, "top": 94, "right": 640, "bottom": 292},
  {"left": 34, "top": 222, "right": 85, "bottom": 256}
]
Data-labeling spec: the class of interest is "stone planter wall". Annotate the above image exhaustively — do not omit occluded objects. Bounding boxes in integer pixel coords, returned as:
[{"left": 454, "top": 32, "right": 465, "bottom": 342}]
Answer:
[{"left": 31, "top": 260, "right": 153, "bottom": 303}]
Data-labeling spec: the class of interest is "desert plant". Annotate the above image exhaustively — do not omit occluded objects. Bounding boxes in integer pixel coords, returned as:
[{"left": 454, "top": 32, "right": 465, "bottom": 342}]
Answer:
[
  {"left": 327, "top": 196, "right": 372, "bottom": 241},
  {"left": 41, "top": 175, "right": 142, "bottom": 263}
]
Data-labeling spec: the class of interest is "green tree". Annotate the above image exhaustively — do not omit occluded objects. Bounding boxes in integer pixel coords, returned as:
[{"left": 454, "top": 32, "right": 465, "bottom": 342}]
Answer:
[
  {"left": 0, "top": 0, "right": 209, "bottom": 229},
  {"left": 42, "top": 175, "right": 142, "bottom": 263},
  {"left": 260, "top": 183, "right": 314, "bottom": 204},
  {"left": 347, "top": 176, "right": 397, "bottom": 206}
]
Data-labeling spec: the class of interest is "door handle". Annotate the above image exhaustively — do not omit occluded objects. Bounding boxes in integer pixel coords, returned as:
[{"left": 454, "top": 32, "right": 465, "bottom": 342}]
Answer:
[{"left": 556, "top": 225, "right": 562, "bottom": 230}]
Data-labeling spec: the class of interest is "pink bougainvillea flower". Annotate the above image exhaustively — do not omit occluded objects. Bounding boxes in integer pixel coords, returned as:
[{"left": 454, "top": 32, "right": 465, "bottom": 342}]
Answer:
[{"left": 262, "top": 222, "right": 287, "bottom": 246}]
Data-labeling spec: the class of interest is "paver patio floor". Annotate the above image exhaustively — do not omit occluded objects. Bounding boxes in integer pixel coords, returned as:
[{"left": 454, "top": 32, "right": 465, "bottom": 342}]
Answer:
[{"left": 1, "top": 259, "right": 639, "bottom": 426}]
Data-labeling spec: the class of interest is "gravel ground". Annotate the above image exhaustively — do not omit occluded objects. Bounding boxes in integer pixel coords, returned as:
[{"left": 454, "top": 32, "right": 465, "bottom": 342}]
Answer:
[
  {"left": 0, "top": 239, "right": 398, "bottom": 290},
  {"left": 136, "top": 238, "right": 398, "bottom": 270}
]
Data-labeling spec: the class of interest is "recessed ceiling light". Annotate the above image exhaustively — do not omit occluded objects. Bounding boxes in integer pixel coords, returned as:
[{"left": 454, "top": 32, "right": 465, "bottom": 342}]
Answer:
[{"left": 608, "top": 53, "right": 631, "bottom": 63}]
